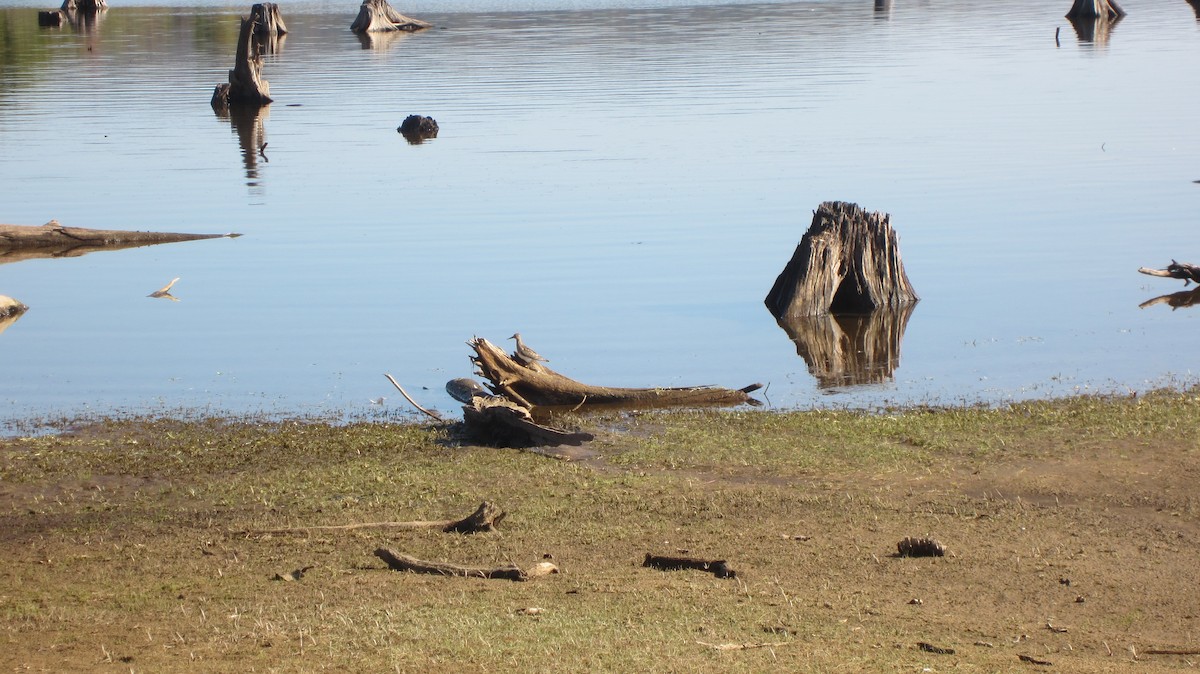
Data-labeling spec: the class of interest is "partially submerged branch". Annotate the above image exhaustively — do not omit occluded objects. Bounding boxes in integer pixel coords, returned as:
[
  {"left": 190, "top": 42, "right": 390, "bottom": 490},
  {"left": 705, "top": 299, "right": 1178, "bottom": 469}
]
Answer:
[
  {"left": 0, "top": 220, "right": 238, "bottom": 251},
  {"left": 1139, "top": 260, "right": 1200, "bottom": 285},
  {"left": 470, "top": 337, "right": 761, "bottom": 410}
]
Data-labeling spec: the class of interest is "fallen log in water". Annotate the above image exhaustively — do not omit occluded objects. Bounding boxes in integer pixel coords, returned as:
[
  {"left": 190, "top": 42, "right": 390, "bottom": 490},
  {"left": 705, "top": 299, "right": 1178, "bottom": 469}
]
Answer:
[
  {"left": 469, "top": 337, "right": 762, "bottom": 410},
  {"left": 0, "top": 220, "right": 239, "bottom": 252},
  {"left": 350, "top": 0, "right": 430, "bottom": 33},
  {"left": 1139, "top": 260, "right": 1200, "bottom": 285}
]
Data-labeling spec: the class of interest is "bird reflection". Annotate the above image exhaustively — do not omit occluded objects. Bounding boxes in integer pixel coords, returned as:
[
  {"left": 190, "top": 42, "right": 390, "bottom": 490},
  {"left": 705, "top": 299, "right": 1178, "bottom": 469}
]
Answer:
[{"left": 148, "top": 277, "right": 181, "bottom": 302}]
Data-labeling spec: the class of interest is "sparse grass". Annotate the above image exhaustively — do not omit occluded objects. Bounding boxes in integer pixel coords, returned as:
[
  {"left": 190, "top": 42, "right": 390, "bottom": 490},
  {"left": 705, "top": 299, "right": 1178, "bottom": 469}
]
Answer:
[{"left": 2, "top": 389, "right": 1199, "bottom": 672}]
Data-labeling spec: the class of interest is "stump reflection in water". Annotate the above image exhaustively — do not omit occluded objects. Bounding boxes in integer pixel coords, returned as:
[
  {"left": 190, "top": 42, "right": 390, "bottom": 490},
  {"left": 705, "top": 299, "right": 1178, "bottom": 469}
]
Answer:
[
  {"left": 1067, "top": 15, "right": 1121, "bottom": 46},
  {"left": 777, "top": 304, "right": 916, "bottom": 388},
  {"left": 214, "top": 104, "right": 269, "bottom": 187}
]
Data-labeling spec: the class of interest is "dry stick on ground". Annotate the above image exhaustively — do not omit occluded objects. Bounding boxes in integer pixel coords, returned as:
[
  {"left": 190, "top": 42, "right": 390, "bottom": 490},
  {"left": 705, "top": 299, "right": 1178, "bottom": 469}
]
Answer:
[
  {"left": 374, "top": 548, "right": 528, "bottom": 581},
  {"left": 1144, "top": 649, "right": 1200, "bottom": 656},
  {"left": 697, "top": 641, "right": 790, "bottom": 651},
  {"left": 470, "top": 337, "right": 761, "bottom": 409},
  {"left": 239, "top": 501, "right": 505, "bottom": 536},
  {"left": 384, "top": 373, "right": 444, "bottom": 421}
]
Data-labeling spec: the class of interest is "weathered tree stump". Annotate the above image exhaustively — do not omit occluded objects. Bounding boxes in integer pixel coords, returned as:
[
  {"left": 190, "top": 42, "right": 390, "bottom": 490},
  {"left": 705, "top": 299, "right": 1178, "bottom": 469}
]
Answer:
[
  {"left": 461, "top": 395, "right": 595, "bottom": 448},
  {"left": 1065, "top": 0, "right": 1125, "bottom": 20},
  {"left": 350, "top": 0, "right": 431, "bottom": 33},
  {"left": 212, "top": 11, "right": 274, "bottom": 109},
  {"left": 62, "top": 0, "right": 106, "bottom": 11},
  {"left": 778, "top": 303, "right": 915, "bottom": 388},
  {"left": 765, "top": 201, "right": 918, "bottom": 319},
  {"left": 249, "top": 2, "right": 287, "bottom": 54},
  {"left": 398, "top": 115, "right": 438, "bottom": 144},
  {"left": 470, "top": 337, "right": 762, "bottom": 410}
]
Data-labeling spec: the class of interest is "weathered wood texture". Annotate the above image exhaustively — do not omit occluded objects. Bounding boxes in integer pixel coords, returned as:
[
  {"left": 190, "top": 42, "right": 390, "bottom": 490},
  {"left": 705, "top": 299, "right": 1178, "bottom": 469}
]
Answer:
[
  {"left": 350, "top": 0, "right": 431, "bottom": 33},
  {"left": 778, "top": 303, "right": 915, "bottom": 388},
  {"left": 250, "top": 2, "right": 287, "bottom": 36},
  {"left": 765, "top": 201, "right": 918, "bottom": 319},
  {"left": 0, "top": 221, "right": 236, "bottom": 251},
  {"left": 462, "top": 395, "right": 595, "bottom": 448},
  {"left": 1139, "top": 260, "right": 1200, "bottom": 285},
  {"left": 212, "top": 12, "right": 273, "bottom": 108},
  {"left": 470, "top": 337, "right": 761, "bottom": 410},
  {"left": 1065, "top": 0, "right": 1125, "bottom": 20},
  {"left": 374, "top": 549, "right": 528, "bottom": 581}
]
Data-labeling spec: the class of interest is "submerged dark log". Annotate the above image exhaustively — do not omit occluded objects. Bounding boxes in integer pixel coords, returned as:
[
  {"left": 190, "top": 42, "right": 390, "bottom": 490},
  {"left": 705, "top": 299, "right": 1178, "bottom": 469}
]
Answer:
[
  {"left": 470, "top": 337, "right": 762, "bottom": 410},
  {"left": 765, "top": 201, "right": 918, "bottom": 319},
  {"left": 212, "top": 12, "right": 273, "bottom": 108},
  {"left": 1065, "top": 0, "right": 1125, "bottom": 20},
  {"left": 0, "top": 221, "right": 239, "bottom": 252},
  {"left": 37, "top": 10, "right": 63, "bottom": 26},
  {"left": 350, "top": 0, "right": 431, "bottom": 33},
  {"left": 398, "top": 115, "right": 439, "bottom": 144},
  {"left": 643, "top": 553, "right": 737, "bottom": 579},
  {"left": 778, "top": 304, "right": 915, "bottom": 388}
]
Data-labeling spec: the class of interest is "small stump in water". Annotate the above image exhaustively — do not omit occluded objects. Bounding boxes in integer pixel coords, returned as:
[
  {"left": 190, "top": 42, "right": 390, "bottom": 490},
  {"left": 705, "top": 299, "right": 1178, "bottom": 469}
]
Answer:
[
  {"left": 398, "top": 115, "right": 438, "bottom": 143},
  {"left": 765, "top": 201, "right": 918, "bottom": 319},
  {"left": 351, "top": 0, "right": 431, "bottom": 33},
  {"left": 212, "top": 6, "right": 276, "bottom": 108}
]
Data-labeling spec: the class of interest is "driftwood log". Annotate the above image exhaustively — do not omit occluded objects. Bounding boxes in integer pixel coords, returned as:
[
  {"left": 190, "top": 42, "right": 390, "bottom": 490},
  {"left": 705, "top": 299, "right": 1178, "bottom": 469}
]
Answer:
[
  {"left": 0, "top": 221, "right": 238, "bottom": 253},
  {"left": 1139, "top": 260, "right": 1200, "bottom": 285},
  {"left": 374, "top": 549, "right": 558, "bottom": 581},
  {"left": 470, "top": 337, "right": 761, "bottom": 410},
  {"left": 778, "top": 303, "right": 915, "bottom": 388},
  {"left": 350, "top": 0, "right": 431, "bottom": 33},
  {"left": 765, "top": 201, "right": 918, "bottom": 319},
  {"left": 462, "top": 395, "right": 594, "bottom": 448},
  {"left": 643, "top": 553, "right": 737, "bottom": 579},
  {"left": 212, "top": 9, "right": 274, "bottom": 108}
]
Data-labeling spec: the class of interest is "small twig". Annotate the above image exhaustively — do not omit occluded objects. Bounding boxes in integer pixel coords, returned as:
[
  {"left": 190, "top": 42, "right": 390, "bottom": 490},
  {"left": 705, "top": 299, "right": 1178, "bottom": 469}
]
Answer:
[
  {"left": 1144, "top": 648, "right": 1200, "bottom": 656},
  {"left": 569, "top": 394, "right": 588, "bottom": 413},
  {"left": 697, "top": 640, "right": 789, "bottom": 651},
  {"left": 1018, "top": 654, "right": 1053, "bottom": 666},
  {"left": 383, "top": 373, "right": 444, "bottom": 420},
  {"left": 1055, "top": 26, "right": 1060, "bottom": 47}
]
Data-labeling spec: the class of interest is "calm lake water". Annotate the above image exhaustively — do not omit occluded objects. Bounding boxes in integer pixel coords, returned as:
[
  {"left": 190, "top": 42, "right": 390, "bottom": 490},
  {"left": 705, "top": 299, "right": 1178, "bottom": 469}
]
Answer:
[{"left": 1, "top": 0, "right": 1198, "bottom": 428}]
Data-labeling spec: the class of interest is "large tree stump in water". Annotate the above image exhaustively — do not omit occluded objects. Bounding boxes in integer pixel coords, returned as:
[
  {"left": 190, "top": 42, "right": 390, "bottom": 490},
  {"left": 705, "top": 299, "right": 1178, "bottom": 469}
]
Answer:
[
  {"left": 212, "top": 11, "right": 274, "bottom": 108},
  {"left": 765, "top": 201, "right": 918, "bottom": 319},
  {"left": 1065, "top": 0, "right": 1125, "bottom": 20},
  {"left": 350, "top": 0, "right": 431, "bottom": 32},
  {"left": 469, "top": 337, "right": 761, "bottom": 410}
]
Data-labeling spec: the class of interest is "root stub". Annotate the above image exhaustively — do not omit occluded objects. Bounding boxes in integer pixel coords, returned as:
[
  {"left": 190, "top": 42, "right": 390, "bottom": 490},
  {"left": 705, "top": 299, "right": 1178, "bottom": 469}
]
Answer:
[{"left": 896, "top": 536, "right": 946, "bottom": 558}]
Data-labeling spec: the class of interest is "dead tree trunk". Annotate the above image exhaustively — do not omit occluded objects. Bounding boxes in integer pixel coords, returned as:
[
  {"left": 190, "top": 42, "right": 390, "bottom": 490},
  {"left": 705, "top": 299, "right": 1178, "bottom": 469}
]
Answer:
[
  {"left": 1065, "top": 0, "right": 1125, "bottom": 20},
  {"left": 470, "top": 337, "right": 762, "bottom": 410},
  {"left": 350, "top": 0, "right": 431, "bottom": 32},
  {"left": 765, "top": 201, "right": 918, "bottom": 319},
  {"left": 0, "top": 221, "right": 238, "bottom": 251},
  {"left": 212, "top": 12, "right": 273, "bottom": 109}
]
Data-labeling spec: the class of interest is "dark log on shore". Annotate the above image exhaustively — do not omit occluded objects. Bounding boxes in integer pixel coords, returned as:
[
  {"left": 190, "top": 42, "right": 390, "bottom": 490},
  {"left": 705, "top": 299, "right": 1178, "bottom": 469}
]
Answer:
[
  {"left": 643, "top": 553, "right": 737, "bottom": 579},
  {"left": 469, "top": 337, "right": 762, "bottom": 410},
  {"left": 778, "top": 303, "right": 915, "bottom": 388},
  {"left": 350, "top": 0, "right": 431, "bottom": 32},
  {"left": 374, "top": 549, "right": 559, "bottom": 581},
  {"left": 765, "top": 201, "right": 918, "bottom": 319},
  {"left": 1139, "top": 260, "right": 1200, "bottom": 285},
  {"left": 239, "top": 501, "right": 507, "bottom": 535},
  {"left": 461, "top": 395, "right": 595, "bottom": 448},
  {"left": 1065, "top": 0, "right": 1125, "bottom": 20},
  {"left": 0, "top": 221, "right": 239, "bottom": 252},
  {"left": 212, "top": 11, "right": 273, "bottom": 108}
]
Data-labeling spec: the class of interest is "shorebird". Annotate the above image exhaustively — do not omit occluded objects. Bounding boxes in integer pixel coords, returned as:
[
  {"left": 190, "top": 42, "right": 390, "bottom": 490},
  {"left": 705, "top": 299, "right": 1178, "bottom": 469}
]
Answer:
[{"left": 509, "top": 332, "right": 549, "bottom": 365}]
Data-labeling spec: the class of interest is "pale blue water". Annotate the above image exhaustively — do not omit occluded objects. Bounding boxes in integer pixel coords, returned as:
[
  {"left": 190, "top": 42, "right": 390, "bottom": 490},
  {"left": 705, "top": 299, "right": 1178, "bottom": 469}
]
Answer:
[{"left": 1, "top": 0, "right": 1198, "bottom": 428}]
